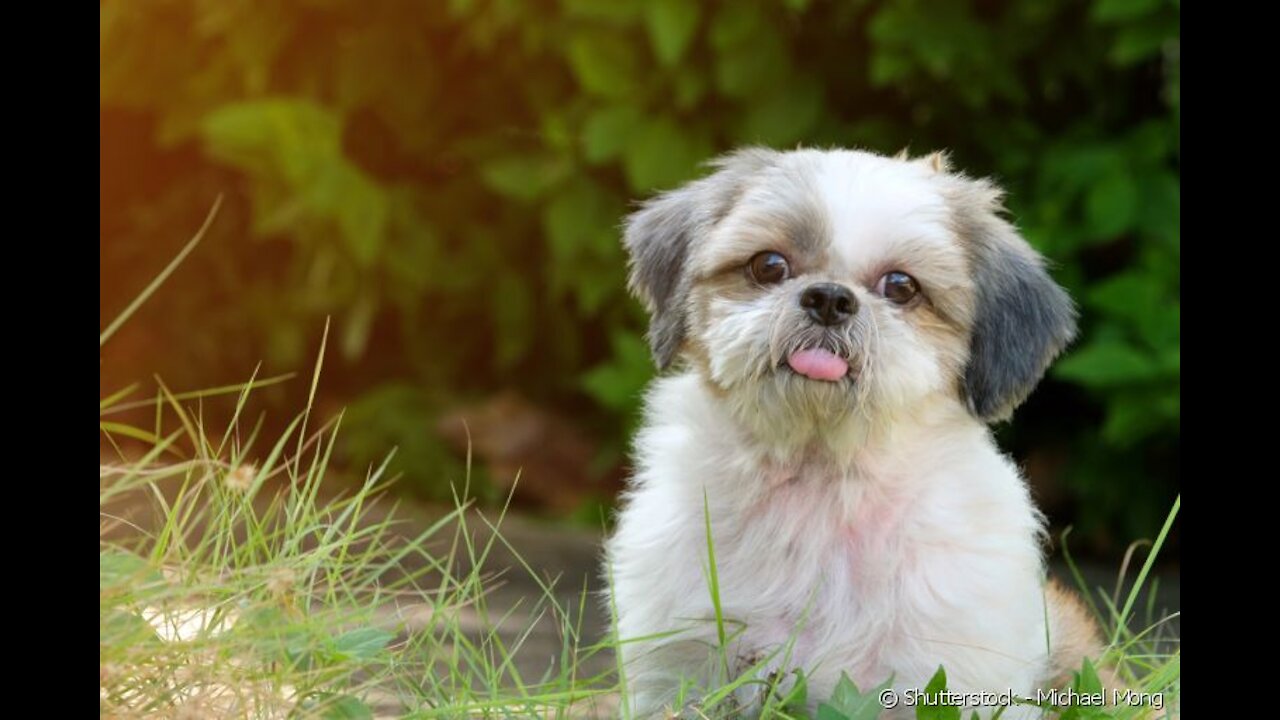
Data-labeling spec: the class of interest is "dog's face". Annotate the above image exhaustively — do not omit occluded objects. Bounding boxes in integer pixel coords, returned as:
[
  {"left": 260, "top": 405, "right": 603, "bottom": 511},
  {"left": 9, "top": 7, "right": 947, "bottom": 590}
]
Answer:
[{"left": 624, "top": 148, "right": 1075, "bottom": 447}]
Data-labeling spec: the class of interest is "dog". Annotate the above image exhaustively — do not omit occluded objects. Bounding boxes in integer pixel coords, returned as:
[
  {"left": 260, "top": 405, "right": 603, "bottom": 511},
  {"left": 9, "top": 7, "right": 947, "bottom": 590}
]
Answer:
[{"left": 603, "top": 147, "right": 1105, "bottom": 718}]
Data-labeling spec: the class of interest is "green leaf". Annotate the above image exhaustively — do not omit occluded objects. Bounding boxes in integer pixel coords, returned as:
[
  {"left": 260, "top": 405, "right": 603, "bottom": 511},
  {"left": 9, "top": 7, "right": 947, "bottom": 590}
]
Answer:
[
  {"left": 332, "top": 627, "right": 395, "bottom": 661},
  {"left": 708, "top": 2, "right": 788, "bottom": 98},
  {"left": 868, "top": 51, "right": 913, "bottom": 88},
  {"left": 1085, "top": 271, "right": 1165, "bottom": 328},
  {"left": 543, "top": 179, "right": 614, "bottom": 261},
  {"left": 622, "top": 117, "right": 712, "bottom": 191},
  {"left": 581, "top": 331, "right": 652, "bottom": 411},
  {"left": 1076, "top": 657, "right": 1103, "bottom": 695},
  {"left": 479, "top": 155, "right": 569, "bottom": 202},
  {"left": 202, "top": 99, "right": 388, "bottom": 265},
  {"left": 1102, "top": 393, "right": 1175, "bottom": 446},
  {"left": 916, "top": 666, "right": 961, "bottom": 720},
  {"left": 709, "top": 3, "right": 763, "bottom": 50},
  {"left": 645, "top": 0, "right": 700, "bottom": 66},
  {"left": 202, "top": 99, "right": 340, "bottom": 184},
  {"left": 568, "top": 31, "right": 641, "bottom": 98},
  {"left": 1136, "top": 169, "right": 1180, "bottom": 246},
  {"left": 713, "top": 30, "right": 788, "bottom": 98},
  {"left": 543, "top": 178, "right": 625, "bottom": 311},
  {"left": 1058, "top": 659, "right": 1114, "bottom": 719},
  {"left": 1085, "top": 169, "right": 1138, "bottom": 239},
  {"left": 330, "top": 167, "right": 390, "bottom": 267},
  {"left": 738, "top": 76, "right": 824, "bottom": 145},
  {"left": 1055, "top": 340, "right": 1159, "bottom": 387},
  {"left": 1040, "top": 143, "right": 1126, "bottom": 193},
  {"left": 816, "top": 672, "right": 892, "bottom": 720},
  {"left": 775, "top": 668, "right": 810, "bottom": 713},
  {"left": 1126, "top": 119, "right": 1174, "bottom": 162},
  {"left": 1110, "top": 15, "right": 1178, "bottom": 65},
  {"left": 582, "top": 105, "right": 643, "bottom": 164},
  {"left": 242, "top": 606, "right": 317, "bottom": 668}
]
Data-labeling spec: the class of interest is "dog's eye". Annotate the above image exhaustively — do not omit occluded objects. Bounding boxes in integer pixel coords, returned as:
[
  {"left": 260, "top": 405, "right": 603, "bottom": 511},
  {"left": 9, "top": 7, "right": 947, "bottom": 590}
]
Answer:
[
  {"left": 748, "top": 252, "right": 790, "bottom": 284},
  {"left": 876, "top": 271, "right": 919, "bottom": 304}
]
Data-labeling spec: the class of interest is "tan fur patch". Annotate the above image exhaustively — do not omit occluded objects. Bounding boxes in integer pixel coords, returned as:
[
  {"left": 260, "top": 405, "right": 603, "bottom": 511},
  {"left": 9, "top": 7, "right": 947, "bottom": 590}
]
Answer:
[
  {"left": 906, "top": 302, "right": 970, "bottom": 380},
  {"left": 1041, "top": 578, "right": 1130, "bottom": 696}
]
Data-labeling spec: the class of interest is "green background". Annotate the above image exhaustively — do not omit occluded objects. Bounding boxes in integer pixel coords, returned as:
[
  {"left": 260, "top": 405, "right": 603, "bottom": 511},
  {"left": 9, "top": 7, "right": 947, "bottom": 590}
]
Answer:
[{"left": 100, "top": 0, "right": 1179, "bottom": 553}]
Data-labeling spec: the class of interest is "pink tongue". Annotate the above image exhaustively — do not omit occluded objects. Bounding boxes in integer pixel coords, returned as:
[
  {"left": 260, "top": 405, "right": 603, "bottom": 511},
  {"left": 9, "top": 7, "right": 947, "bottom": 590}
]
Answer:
[{"left": 786, "top": 349, "right": 849, "bottom": 381}]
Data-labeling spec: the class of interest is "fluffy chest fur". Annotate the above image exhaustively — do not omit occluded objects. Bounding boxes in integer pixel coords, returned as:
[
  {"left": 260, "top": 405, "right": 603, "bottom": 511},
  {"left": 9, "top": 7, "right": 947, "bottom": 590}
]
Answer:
[{"left": 606, "top": 374, "right": 1052, "bottom": 716}]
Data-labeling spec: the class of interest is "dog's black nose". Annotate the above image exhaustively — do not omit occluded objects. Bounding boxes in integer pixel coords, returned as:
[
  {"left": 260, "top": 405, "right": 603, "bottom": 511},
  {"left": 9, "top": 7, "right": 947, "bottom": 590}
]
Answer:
[{"left": 800, "top": 283, "right": 858, "bottom": 326}]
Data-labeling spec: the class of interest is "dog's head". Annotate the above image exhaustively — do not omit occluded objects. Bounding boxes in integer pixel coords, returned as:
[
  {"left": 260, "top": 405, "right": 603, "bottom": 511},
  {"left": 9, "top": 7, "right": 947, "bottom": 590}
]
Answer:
[{"left": 623, "top": 147, "right": 1075, "bottom": 446}]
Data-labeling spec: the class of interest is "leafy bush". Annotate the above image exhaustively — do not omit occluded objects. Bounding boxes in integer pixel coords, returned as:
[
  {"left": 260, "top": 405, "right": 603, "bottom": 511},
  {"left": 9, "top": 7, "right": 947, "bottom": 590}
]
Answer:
[{"left": 100, "top": 0, "right": 1179, "bottom": 548}]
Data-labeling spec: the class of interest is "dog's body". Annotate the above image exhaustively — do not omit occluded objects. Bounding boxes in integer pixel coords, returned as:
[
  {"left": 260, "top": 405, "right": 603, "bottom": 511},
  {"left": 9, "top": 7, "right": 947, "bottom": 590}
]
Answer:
[{"left": 604, "top": 148, "right": 1102, "bottom": 718}]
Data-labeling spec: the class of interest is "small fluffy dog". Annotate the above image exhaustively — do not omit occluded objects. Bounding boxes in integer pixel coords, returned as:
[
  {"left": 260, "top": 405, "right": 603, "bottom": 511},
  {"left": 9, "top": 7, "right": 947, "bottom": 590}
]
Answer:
[{"left": 604, "top": 147, "right": 1102, "bottom": 718}]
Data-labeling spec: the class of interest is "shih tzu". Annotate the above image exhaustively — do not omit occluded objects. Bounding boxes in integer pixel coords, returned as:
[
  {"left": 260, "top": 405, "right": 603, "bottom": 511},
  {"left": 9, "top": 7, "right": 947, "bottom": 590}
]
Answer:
[{"left": 604, "top": 147, "right": 1104, "bottom": 718}]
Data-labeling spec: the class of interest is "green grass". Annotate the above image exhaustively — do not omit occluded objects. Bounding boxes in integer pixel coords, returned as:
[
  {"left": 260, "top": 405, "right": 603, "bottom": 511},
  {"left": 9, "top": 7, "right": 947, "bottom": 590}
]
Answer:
[
  {"left": 98, "top": 372, "right": 1178, "bottom": 719},
  {"left": 100, "top": 342, "right": 620, "bottom": 718},
  {"left": 101, "top": 393, "right": 629, "bottom": 716},
  {"left": 101, "top": 204, "right": 618, "bottom": 718},
  {"left": 100, "top": 206, "right": 1179, "bottom": 719}
]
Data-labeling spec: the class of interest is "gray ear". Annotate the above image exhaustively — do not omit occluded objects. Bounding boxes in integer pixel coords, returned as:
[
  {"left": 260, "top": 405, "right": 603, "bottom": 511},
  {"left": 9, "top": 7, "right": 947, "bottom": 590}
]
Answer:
[
  {"left": 953, "top": 180, "right": 1078, "bottom": 422},
  {"left": 623, "top": 148, "right": 776, "bottom": 369},
  {"left": 623, "top": 191, "right": 698, "bottom": 370}
]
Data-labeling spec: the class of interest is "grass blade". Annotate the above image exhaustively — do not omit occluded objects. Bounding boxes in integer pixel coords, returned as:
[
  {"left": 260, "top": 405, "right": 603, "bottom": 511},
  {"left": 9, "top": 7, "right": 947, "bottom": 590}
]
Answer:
[
  {"left": 100, "top": 194, "right": 223, "bottom": 347},
  {"left": 1110, "top": 495, "right": 1180, "bottom": 647}
]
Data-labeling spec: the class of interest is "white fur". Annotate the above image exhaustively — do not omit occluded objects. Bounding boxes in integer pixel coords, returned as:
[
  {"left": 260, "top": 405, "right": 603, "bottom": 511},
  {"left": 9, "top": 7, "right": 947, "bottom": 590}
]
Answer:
[
  {"left": 607, "top": 375, "right": 1050, "bottom": 719},
  {"left": 605, "top": 151, "right": 1062, "bottom": 719}
]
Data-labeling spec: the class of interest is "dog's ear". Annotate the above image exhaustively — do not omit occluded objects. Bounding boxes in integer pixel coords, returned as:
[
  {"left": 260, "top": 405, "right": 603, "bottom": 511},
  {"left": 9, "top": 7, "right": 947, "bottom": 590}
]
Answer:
[
  {"left": 949, "top": 177, "right": 1078, "bottom": 422},
  {"left": 624, "top": 148, "right": 776, "bottom": 369}
]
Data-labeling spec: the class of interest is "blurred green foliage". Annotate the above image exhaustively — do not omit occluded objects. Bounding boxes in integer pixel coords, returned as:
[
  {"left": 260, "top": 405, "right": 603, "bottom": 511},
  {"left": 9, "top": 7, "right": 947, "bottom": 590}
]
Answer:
[{"left": 100, "top": 0, "right": 1179, "bottom": 549}]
